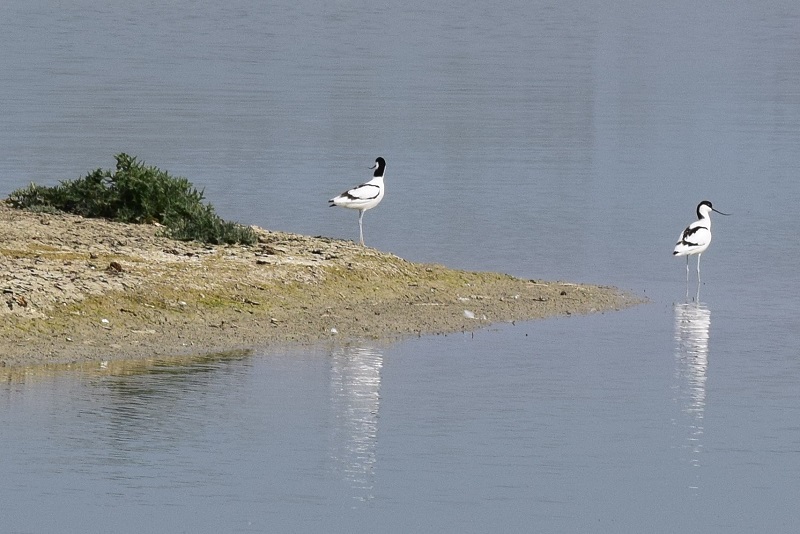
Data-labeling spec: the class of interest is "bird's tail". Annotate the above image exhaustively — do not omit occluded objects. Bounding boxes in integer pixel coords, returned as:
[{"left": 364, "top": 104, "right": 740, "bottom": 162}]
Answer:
[{"left": 673, "top": 243, "right": 690, "bottom": 256}]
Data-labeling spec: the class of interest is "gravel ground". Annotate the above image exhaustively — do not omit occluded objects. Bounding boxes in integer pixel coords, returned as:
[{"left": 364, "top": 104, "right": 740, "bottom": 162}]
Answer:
[{"left": 0, "top": 203, "right": 643, "bottom": 368}]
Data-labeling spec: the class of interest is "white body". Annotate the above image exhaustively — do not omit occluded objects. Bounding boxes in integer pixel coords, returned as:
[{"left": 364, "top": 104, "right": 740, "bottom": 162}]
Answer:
[
  {"left": 673, "top": 216, "right": 712, "bottom": 257},
  {"left": 673, "top": 201, "right": 726, "bottom": 293},
  {"left": 329, "top": 157, "right": 386, "bottom": 246},
  {"left": 328, "top": 175, "right": 385, "bottom": 212}
]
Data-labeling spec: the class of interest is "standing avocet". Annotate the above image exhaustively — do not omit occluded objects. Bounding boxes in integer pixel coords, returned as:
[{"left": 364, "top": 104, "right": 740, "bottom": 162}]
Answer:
[
  {"left": 673, "top": 200, "right": 729, "bottom": 283},
  {"left": 329, "top": 157, "right": 386, "bottom": 246}
]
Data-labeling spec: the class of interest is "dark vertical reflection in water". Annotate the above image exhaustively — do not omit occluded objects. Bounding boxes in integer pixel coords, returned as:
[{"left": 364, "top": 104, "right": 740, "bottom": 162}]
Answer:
[
  {"left": 327, "top": 345, "right": 383, "bottom": 503},
  {"left": 673, "top": 301, "right": 711, "bottom": 490}
]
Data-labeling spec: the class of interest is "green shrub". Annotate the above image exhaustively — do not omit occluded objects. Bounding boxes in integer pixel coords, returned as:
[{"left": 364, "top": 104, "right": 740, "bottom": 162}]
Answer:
[{"left": 7, "top": 153, "right": 257, "bottom": 245}]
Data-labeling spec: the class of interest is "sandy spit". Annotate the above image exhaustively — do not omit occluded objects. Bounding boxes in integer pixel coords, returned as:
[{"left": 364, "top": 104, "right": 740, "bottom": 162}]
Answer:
[{"left": 0, "top": 203, "right": 643, "bottom": 368}]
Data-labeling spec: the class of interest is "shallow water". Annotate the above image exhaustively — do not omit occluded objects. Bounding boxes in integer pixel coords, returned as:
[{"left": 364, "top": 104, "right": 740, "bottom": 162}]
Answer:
[{"left": 3, "top": 0, "right": 800, "bottom": 532}]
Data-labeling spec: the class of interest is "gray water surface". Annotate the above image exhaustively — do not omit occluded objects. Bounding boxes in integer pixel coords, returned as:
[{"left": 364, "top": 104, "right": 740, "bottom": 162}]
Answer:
[{"left": 2, "top": 0, "right": 800, "bottom": 532}]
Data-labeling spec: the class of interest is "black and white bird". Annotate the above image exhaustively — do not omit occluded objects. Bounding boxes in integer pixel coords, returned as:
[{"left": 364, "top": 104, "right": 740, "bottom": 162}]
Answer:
[
  {"left": 673, "top": 200, "right": 729, "bottom": 283},
  {"left": 329, "top": 157, "right": 386, "bottom": 246}
]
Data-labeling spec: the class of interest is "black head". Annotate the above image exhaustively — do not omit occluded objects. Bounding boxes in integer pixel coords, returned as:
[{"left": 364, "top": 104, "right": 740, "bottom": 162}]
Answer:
[
  {"left": 697, "top": 200, "right": 730, "bottom": 217},
  {"left": 372, "top": 157, "right": 386, "bottom": 177},
  {"left": 696, "top": 200, "right": 713, "bottom": 218}
]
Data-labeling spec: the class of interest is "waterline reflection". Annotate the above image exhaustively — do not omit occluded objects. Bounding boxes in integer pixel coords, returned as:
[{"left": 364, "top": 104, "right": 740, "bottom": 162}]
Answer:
[
  {"left": 0, "top": 350, "right": 252, "bottom": 384},
  {"left": 327, "top": 345, "right": 383, "bottom": 502},
  {"left": 672, "top": 302, "right": 711, "bottom": 481}
]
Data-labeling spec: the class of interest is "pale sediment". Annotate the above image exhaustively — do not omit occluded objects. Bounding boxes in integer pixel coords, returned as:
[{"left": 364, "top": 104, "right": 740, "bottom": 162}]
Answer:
[{"left": 0, "top": 203, "right": 643, "bottom": 368}]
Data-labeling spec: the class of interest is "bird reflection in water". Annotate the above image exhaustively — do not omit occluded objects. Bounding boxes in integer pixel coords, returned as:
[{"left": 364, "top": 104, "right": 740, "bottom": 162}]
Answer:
[
  {"left": 327, "top": 345, "right": 383, "bottom": 502},
  {"left": 673, "top": 301, "right": 711, "bottom": 487}
]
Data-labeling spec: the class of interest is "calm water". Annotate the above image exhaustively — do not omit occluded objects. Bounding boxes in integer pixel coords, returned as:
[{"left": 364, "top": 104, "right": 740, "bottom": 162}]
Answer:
[{"left": 2, "top": 0, "right": 800, "bottom": 532}]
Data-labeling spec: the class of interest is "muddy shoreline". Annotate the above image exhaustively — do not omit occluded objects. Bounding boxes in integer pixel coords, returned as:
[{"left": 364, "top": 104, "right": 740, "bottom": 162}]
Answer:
[{"left": 0, "top": 203, "right": 643, "bottom": 368}]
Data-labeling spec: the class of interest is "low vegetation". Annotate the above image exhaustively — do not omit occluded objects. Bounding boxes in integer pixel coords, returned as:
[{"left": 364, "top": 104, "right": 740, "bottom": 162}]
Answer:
[{"left": 7, "top": 153, "right": 257, "bottom": 245}]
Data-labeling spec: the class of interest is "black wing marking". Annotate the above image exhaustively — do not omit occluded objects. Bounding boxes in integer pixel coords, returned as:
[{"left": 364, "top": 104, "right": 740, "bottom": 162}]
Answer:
[
  {"left": 679, "top": 225, "right": 706, "bottom": 247},
  {"left": 329, "top": 183, "right": 380, "bottom": 206}
]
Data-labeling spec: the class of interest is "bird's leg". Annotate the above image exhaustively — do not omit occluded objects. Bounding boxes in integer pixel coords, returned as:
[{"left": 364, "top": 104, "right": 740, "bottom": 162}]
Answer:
[
  {"left": 696, "top": 253, "right": 702, "bottom": 300},
  {"left": 358, "top": 210, "right": 365, "bottom": 246},
  {"left": 685, "top": 256, "right": 690, "bottom": 300}
]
